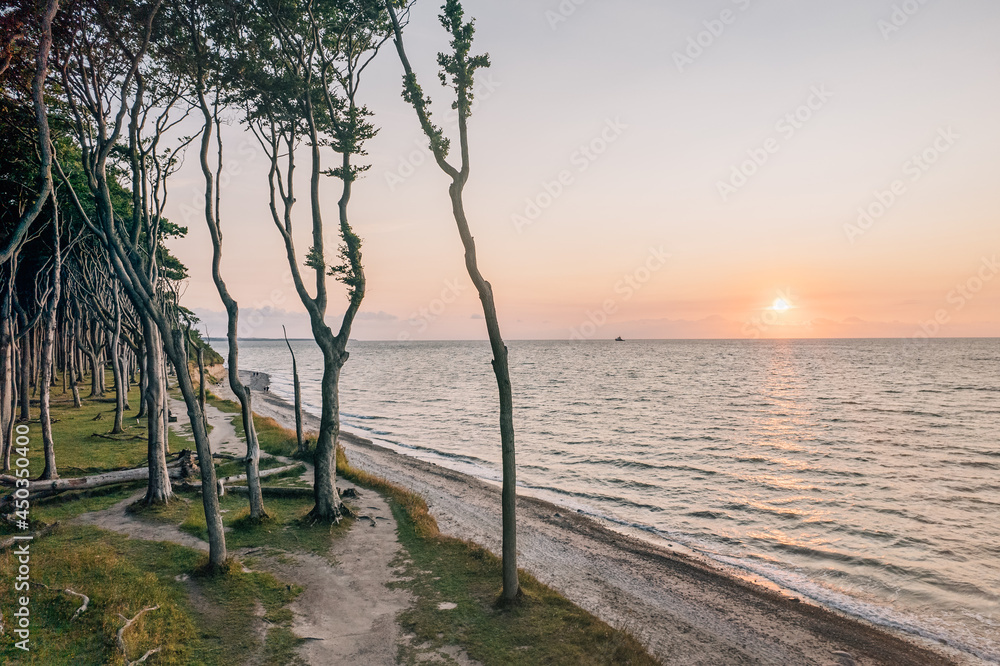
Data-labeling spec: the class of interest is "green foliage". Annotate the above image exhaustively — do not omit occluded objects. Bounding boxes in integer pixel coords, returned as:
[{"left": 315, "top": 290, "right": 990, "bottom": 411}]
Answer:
[
  {"left": 184, "top": 322, "right": 224, "bottom": 366},
  {"left": 437, "top": 0, "right": 491, "bottom": 117}
]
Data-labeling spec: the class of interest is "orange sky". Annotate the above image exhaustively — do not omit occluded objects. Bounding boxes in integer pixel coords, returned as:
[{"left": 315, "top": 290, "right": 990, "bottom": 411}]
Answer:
[{"left": 166, "top": 0, "right": 1000, "bottom": 340}]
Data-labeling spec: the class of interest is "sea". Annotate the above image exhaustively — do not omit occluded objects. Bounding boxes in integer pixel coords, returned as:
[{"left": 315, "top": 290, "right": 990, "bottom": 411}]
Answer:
[{"left": 212, "top": 337, "right": 1000, "bottom": 663}]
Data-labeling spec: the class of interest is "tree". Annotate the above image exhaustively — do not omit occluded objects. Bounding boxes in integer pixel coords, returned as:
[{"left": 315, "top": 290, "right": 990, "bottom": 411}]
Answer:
[
  {"left": 385, "top": 0, "right": 520, "bottom": 601},
  {"left": 283, "top": 325, "right": 306, "bottom": 454},
  {"left": 235, "top": 0, "right": 388, "bottom": 523}
]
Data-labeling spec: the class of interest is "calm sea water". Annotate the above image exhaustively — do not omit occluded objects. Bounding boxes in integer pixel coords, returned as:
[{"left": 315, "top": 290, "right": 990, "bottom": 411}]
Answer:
[{"left": 214, "top": 338, "right": 1000, "bottom": 662}]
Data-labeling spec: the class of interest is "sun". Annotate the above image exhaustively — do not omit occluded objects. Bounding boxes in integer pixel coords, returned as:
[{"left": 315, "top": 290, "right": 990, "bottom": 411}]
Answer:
[{"left": 772, "top": 298, "right": 792, "bottom": 312}]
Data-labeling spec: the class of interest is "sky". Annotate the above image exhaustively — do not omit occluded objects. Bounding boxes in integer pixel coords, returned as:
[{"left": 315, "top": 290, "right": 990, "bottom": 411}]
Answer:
[{"left": 164, "top": 0, "right": 1000, "bottom": 341}]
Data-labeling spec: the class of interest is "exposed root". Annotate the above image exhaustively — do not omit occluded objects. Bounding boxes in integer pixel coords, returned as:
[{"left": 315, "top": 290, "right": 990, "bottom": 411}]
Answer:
[
  {"left": 37, "top": 582, "right": 89, "bottom": 619},
  {"left": 116, "top": 605, "right": 161, "bottom": 665}
]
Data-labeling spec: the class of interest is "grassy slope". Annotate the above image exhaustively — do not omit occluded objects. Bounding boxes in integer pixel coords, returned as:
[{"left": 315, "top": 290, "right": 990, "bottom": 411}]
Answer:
[{"left": 0, "top": 371, "right": 305, "bottom": 665}]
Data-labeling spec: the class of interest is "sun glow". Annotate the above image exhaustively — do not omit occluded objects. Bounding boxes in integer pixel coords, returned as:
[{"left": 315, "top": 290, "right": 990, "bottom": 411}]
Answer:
[{"left": 772, "top": 298, "right": 792, "bottom": 312}]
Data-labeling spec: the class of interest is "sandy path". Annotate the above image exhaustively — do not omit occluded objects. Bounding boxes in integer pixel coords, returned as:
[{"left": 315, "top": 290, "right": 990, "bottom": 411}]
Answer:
[
  {"left": 264, "top": 487, "right": 411, "bottom": 666},
  {"left": 233, "top": 373, "right": 965, "bottom": 666}
]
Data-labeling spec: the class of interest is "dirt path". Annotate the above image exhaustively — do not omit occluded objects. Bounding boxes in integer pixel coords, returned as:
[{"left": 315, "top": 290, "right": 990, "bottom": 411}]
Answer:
[
  {"left": 263, "top": 485, "right": 411, "bottom": 666},
  {"left": 73, "top": 491, "right": 208, "bottom": 551}
]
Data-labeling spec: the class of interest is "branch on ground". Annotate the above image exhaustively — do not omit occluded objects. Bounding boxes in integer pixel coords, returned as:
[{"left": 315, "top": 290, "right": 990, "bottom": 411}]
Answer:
[{"left": 116, "top": 605, "right": 161, "bottom": 665}]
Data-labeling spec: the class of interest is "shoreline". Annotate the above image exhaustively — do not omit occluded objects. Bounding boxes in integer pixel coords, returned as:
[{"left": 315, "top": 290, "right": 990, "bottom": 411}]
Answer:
[{"left": 218, "top": 368, "right": 970, "bottom": 665}]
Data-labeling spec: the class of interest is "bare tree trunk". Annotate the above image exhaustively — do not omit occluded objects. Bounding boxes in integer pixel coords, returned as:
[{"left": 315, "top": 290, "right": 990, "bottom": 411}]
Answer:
[
  {"left": 197, "top": 346, "right": 206, "bottom": 418},
  {"left": 283, "top": 326, "right": 306, "bottom": 454},
  {"left": 190, "top": 67, "right": 266, "bottom": 522},
  {"left": 0, "top": 292, "right": 12, "bottom": 470},
  {"left": 141, "top": 318, "right": 172, "bottom": 504},
  {"left": 136, "top": 338, "right": 147, "bottom": 419},
  {"left": 110, "top": 284, "right": 126, "bottom": 434},
  {"left": 312, "top": 340, "right": 345, "bottom": 521},
  {"left": 39, "top": 197, "right": 62, "bottom": 480},
  {"left": 165, "top": 329, "right": 227, "bottom": 567},
  {"left": 18, "top": 323, "right": 29, "bottom": 422}
]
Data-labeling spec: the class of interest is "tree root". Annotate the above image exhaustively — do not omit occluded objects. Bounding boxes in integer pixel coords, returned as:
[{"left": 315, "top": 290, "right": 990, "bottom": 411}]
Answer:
[{"left": 117, "top": 605, "right": 161, "bottom": 665}]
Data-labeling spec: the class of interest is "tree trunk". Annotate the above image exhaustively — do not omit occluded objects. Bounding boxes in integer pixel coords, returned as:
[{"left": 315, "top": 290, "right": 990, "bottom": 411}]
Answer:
[
  {"left": 192, "top": 76, "right": 267, "bottom": 523},
  {"left": 310, "top": 339, "right": 344, "bottom": 523},
  {"left": 283, "top": 326, "right": 306, "bottom": 454},
  {"left": 0, "top": 307, "right": 12, "bottom": 470},
  {"left": 136, "top": 338, "right": 147, "bottom": 419},
  {"left": 165, "top": 328, "right": 227, "bottom": 568},
  {"left": 141, "top": 318, "right": 172, "bottom": 505},
  {"left": 18, "top": 325, "right": 29, "bottom": 423},
  {"left": 197, "top": 344, "right": 207, "bottom": 431},
  {"left": 450, "top": 186, "right": 519, "bottom": 600},
  {"left": 39, "top": 199, "right": 61, "bottom": 480},
  {"left": 385, "top": 1, "right": 520, "bottom": 600},
  {"left": 110, "top": 285, "right": 125, "bottom": 434},
  {"left": 7, "top": 464, "right": 185, "bottom": 494}
]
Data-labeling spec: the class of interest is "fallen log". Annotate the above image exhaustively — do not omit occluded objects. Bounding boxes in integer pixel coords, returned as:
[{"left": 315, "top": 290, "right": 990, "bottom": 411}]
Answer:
[
  {"left": 17, "top": 467, "right": 186, "bottom": 494},
  {"left": 218, "top": 463, "right": 303, "bottom": 486},
  {"left": 216, "top": 464, "right": 304, "bottom": 497}
]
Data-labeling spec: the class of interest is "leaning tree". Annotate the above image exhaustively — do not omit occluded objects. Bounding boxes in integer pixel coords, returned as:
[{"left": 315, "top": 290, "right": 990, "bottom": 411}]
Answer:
[{"left": 385, "top": 0, "right": 521, "bottom": 600}]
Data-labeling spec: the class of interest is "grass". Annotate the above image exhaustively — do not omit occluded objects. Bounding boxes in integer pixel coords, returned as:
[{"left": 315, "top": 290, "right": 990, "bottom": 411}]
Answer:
[
  {"left": 11, "top": 371, "right": 207, "bottom": 478},
  {"left": 0, "top": 369, "right": 308, "bottom": 665},
  {"left": 0, "top": 525, "right": 303, "bottom": 665},
  {"left": 173, "top": 490, "right": 352, "bottom": 558}
]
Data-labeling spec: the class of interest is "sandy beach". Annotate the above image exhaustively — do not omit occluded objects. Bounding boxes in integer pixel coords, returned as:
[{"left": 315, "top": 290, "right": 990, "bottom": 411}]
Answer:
[{"left": 221, "top": 371, "right": 969, "bottom": 666}]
